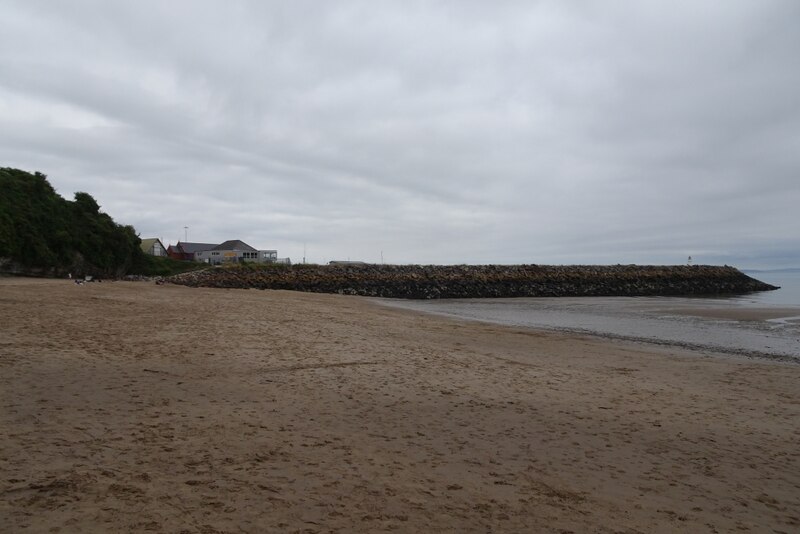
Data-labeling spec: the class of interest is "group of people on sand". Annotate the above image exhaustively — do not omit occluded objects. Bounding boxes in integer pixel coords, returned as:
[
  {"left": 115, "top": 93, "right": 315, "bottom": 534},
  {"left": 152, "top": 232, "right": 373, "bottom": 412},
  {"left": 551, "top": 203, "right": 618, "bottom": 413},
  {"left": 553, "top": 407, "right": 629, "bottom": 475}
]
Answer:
[{"left": 68, "top": 273, "right": 102, "bottom": 285}]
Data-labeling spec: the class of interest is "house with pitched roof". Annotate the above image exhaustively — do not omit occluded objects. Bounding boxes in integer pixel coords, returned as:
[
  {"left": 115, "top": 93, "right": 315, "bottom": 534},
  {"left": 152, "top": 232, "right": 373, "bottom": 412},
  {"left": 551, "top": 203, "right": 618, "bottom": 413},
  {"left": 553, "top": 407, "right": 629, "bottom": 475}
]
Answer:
[
  {"left": 167, "top": 241, "right": 217, "bottom": 261},
  {"left": 139, "top": 238, "right": 167, "bottom": 257},
  {"left": 195, "top": 239, "right": 280, "bottom": 265}
]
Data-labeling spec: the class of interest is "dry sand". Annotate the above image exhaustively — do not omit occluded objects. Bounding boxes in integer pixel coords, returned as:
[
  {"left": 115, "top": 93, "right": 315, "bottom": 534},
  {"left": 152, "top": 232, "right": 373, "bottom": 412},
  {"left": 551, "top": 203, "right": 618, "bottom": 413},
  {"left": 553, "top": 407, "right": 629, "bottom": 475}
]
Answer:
[{"left": 1, "top": 278, "right": 798, "bottom": 533}]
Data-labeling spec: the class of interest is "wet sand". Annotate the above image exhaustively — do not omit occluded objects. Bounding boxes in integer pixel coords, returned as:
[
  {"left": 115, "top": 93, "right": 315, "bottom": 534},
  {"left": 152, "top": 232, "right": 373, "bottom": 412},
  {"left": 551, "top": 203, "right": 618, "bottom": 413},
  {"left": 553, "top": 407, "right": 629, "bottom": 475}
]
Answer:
[
  {"left": 1, "top": 278, "right": 799, "bottom": 532},
  {"left": 658, "top": 306, "right": 800, "bottom": 323}
]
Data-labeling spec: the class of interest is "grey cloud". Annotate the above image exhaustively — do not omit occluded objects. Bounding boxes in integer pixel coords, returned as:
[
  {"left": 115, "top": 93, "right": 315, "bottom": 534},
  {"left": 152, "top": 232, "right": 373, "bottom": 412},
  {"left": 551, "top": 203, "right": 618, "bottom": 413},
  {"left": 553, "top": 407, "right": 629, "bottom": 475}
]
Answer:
[{"left": 2, "top": 0, "right": 798, "bottom": 266}]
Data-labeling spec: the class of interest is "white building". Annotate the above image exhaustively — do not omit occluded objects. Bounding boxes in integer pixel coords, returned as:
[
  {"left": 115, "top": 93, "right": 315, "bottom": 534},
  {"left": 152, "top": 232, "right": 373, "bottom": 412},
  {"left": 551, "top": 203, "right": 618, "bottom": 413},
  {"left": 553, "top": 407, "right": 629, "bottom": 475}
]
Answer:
[{"left": 195, "top": 239, "right": 284, "bottom": 265}]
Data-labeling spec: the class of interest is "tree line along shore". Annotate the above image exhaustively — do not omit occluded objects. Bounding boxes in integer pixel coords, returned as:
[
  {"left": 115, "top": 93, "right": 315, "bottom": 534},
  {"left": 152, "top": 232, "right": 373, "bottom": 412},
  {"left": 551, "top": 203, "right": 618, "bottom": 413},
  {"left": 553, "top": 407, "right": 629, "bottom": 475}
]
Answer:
[{"left": 166, "top": 263, "right": 778, "bottom": 299}]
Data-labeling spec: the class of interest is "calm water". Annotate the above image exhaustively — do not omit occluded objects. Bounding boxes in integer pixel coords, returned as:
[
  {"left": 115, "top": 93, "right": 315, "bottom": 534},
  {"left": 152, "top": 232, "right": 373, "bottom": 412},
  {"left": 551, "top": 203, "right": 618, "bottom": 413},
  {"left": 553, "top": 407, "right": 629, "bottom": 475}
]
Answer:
[
  {"left": 380, "top": 270, "right": 800, "bottom": 362},
  {"left": 737, "top": 270, "right": 800, "bottom": 306}
]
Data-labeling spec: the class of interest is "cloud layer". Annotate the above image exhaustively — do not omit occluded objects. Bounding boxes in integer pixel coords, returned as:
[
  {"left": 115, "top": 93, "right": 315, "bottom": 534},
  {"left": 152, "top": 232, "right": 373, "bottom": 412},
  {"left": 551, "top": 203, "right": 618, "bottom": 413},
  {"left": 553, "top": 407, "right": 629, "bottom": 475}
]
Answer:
[{"left": 2, "top": 1, "right": 798, "bottom": 267}]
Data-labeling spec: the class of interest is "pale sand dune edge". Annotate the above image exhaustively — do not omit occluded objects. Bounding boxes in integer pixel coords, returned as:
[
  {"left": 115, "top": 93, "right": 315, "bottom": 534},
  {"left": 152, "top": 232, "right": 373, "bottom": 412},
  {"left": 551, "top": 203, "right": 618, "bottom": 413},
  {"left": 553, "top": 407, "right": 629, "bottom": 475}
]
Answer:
[{"left": 1, "top": 278, "right": 798, "bottom": 533}]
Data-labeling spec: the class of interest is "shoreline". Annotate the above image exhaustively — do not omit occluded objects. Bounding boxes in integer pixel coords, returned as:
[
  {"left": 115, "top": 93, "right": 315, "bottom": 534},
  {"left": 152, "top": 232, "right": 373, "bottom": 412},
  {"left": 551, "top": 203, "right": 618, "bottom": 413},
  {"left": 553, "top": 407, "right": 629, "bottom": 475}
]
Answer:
[
  {"left": 377, "top": 295, "right": 800, "bottom": 364},
  {"left": 2, "top": 279, "right": 798, "bottom": 532}
]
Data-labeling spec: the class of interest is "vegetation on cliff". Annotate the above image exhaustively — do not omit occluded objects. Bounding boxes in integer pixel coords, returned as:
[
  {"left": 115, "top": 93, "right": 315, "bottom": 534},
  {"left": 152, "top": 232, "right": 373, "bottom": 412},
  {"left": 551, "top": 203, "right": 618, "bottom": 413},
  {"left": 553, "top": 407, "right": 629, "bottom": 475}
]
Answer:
[
  {"left": 167, "top": 263, "right": 778, "bottom": 299},
  {"left": 0, "top": 167, "right": 141, "bottom": 276},
  {"left": 0, "top": 167, "right": 197, "bottom": 277}
]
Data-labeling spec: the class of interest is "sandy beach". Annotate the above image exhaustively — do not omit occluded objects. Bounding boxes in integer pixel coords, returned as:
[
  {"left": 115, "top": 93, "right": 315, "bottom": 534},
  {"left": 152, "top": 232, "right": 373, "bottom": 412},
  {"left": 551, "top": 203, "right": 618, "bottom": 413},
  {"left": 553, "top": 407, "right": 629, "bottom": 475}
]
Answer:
[{"left": 1, "top": 278, "right": 798, "bottom": 533}]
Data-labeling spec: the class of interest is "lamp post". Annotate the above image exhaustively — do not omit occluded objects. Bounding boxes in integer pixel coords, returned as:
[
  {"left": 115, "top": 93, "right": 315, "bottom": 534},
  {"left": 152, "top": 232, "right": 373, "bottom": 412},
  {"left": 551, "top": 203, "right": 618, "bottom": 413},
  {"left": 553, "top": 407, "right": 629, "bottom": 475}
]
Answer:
[{"left": 184, "top": 226, "right": 188, "bottom": 243}]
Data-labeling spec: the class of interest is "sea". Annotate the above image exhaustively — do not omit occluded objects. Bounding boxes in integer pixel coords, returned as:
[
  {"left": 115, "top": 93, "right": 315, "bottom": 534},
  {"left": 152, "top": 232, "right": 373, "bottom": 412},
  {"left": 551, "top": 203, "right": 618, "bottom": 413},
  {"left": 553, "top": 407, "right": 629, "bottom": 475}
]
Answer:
[{"left": 380, "top": 270, "right": 800, "bottom": 363}]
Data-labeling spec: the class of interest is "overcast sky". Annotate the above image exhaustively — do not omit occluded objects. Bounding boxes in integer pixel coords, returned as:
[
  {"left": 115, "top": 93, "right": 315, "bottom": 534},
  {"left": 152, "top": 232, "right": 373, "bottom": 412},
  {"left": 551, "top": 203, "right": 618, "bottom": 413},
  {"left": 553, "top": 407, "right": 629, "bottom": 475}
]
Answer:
[{"left": 2, "top": 1, "right": 798, "bottom": 268}]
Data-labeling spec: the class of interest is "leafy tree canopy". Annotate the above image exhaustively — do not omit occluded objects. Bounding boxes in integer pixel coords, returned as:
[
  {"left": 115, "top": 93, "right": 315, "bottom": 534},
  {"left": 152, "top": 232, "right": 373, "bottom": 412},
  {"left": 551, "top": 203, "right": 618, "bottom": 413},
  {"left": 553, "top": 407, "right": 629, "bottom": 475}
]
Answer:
[{"left": 0, "top": 167, "right": 146, "bottom": 276}]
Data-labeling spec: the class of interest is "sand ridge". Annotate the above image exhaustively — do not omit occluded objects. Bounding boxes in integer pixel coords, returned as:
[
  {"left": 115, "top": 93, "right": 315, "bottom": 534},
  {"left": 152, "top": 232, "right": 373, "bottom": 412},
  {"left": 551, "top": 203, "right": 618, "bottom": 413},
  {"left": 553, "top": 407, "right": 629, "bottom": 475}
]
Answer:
[{"left": 1, "top": 278, "right": 798, "bottom": 532}]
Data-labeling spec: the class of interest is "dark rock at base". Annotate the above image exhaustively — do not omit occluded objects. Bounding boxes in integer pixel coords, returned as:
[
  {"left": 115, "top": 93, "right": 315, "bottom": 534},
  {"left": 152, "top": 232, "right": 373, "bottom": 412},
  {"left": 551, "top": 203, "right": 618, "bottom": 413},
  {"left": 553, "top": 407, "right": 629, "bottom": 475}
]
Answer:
[{"left": 165, "top": 264, "right": 779, "bottom": 299}]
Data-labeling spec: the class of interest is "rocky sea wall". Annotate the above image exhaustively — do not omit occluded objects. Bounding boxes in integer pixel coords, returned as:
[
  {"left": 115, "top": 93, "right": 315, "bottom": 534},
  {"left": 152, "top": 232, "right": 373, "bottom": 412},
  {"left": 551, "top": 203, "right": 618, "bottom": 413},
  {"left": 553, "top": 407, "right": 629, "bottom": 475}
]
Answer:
[{"left": 165, "top": 264, "right": 778, "bottom": 299}]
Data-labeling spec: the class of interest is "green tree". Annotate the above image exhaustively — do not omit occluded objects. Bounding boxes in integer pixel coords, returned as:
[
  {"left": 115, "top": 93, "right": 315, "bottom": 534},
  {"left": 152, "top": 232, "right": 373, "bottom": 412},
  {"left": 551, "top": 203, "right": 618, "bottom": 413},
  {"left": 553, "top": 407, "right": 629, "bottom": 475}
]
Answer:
[{"left": 0, "top": 167, "right": 146, "bottom": 276}]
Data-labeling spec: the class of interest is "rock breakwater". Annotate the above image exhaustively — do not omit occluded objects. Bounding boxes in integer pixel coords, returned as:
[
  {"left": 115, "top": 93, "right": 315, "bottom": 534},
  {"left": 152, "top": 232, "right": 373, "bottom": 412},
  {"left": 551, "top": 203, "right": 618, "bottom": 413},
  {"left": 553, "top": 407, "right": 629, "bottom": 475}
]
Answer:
[{"left": 166, "top": 264, "right": 778, "bottom": 299}]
